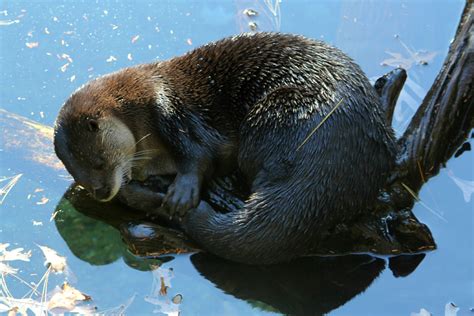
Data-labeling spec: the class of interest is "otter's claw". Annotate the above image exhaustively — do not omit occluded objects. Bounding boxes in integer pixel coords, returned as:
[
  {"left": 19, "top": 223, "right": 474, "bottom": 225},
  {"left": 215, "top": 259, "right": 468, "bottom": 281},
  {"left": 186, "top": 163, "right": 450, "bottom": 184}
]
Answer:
[{"left": 163, "top": 173, "right": 201, "bottom": 217}]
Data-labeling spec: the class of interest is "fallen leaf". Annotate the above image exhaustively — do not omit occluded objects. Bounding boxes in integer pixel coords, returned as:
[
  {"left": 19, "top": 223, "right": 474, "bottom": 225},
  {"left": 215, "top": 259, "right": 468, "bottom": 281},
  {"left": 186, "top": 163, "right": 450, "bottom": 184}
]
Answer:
[
  {"left": 411, "top": 308, "right": 431, "bottom": 316},
  {"left": 38, "top": 245, "right": 67, "bottom": 273},
  {"left": 160, "top": 277, "right": 168, "bottom": 296},
  {"left": 445, "top": 302, "right": 459, "bottom": 316},
  {"left": 0, "top": 244, "right": 31, "bottom": 262},
  {"left": 0, "top": 262, "right": 18, "bottom": 274},
  {"left": 171, "top": 294, "right": 182, "bottom": 304},
  {"left": 47, "top": 283, "right": 91, "bottom": 312},
  {"left": 36, "top": 197, "right": 49, "bottom": 205}
]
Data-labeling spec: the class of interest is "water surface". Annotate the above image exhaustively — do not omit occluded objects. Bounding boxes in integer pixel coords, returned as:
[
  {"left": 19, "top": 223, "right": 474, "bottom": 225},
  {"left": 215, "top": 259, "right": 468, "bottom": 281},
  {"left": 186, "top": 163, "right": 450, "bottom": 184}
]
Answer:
[{"left": 0, "top": 1, "right": 472, "bottom": 315}]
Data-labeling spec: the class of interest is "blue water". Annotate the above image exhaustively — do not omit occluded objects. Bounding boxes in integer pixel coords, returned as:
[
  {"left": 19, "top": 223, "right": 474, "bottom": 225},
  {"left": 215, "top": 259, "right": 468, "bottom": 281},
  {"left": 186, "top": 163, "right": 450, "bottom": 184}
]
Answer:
[{"left": 1, "top": 1, "right": 472, "bottom": 315}]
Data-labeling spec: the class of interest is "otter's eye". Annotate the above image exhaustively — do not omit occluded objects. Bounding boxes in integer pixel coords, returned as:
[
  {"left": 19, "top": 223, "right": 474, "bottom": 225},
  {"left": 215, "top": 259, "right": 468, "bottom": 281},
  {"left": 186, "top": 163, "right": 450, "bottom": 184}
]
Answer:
[{"left": 88, "top": 119, "right": 100, "bottom": 132}]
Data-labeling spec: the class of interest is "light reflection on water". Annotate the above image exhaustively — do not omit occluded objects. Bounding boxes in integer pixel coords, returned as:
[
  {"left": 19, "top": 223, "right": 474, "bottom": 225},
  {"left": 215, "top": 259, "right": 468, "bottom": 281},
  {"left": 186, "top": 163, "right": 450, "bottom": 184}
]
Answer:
[{"left": 0, "top": 1, "right": 471, "bottom": 315}]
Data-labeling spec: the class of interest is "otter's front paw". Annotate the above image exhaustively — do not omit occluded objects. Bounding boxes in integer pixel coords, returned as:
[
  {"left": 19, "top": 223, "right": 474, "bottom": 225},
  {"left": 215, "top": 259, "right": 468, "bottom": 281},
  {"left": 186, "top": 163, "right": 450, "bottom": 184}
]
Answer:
[{"left": 163, "top": 173, "right": 201, "bottom": 217}]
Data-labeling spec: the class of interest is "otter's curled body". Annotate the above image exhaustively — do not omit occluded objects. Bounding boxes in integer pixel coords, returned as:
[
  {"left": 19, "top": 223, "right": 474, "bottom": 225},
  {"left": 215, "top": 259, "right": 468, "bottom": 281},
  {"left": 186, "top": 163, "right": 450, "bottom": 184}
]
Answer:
[{"left": 55, "top": 33, "right": 396, "bottom": 264}]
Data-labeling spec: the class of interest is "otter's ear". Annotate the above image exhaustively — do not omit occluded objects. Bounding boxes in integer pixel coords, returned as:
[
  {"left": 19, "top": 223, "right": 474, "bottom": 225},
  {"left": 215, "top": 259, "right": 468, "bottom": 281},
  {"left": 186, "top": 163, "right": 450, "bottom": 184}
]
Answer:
[{"left": 88, "top": 119, "right": 100, "bottom": 132}]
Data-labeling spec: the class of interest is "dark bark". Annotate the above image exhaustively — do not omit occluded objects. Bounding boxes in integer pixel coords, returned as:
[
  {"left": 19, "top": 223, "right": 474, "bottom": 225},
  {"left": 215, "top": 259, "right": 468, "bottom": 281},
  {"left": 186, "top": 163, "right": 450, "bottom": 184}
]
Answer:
[{"left": 398, "top": 1, "right": 473, "bottom": 190}]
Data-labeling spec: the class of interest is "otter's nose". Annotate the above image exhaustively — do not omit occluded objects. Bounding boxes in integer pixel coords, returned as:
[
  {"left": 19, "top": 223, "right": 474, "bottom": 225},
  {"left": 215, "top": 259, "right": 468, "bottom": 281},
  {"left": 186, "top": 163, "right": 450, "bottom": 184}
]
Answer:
[{"left": 92, "top": 186, "right": 112, "bottom": 201}]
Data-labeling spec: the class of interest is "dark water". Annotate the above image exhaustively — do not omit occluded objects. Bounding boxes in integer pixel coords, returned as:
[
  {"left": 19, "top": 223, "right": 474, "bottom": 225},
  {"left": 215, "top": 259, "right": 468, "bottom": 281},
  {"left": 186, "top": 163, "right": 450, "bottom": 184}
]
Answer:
[{"left": 1, "top": 0, "right": 472, "bottom": 315}]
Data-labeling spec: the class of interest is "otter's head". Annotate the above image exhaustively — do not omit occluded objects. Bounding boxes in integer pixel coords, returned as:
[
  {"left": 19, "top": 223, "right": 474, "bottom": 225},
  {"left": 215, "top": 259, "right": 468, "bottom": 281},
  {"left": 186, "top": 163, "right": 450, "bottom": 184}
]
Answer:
[{"left": 54, "top": 85, "right": 138, "bottom": 202}]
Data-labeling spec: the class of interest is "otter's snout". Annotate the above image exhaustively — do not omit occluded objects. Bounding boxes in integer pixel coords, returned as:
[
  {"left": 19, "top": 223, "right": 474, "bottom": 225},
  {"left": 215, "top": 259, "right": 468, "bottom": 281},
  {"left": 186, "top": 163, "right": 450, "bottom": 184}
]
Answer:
[{"left": 92, "top": 186, "right": 112, "bottom": 201}]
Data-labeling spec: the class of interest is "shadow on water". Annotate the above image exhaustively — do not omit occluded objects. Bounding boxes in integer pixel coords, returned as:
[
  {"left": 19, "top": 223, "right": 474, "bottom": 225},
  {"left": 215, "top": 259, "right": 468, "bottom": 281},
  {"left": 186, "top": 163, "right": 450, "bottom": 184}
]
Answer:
[{"left": 55, "top": 183, "right": 426, "bottom": 315}]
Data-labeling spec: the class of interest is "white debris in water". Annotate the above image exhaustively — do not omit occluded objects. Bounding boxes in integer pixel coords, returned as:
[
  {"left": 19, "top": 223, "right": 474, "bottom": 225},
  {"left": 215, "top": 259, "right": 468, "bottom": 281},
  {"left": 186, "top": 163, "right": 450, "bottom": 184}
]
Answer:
[
  {"left": 447, "top": 170, "right": 473, "bottom": 203},
  {"left": 0, "top": 174, "right": 23, "bottom": 205},
  {"left": 0, "top": 243, "right": 31, "bottom": 262},
  {"left": 445, "top": 302, "right": 459, "bottom": 316},
  {"left": 248, "top": 21, "right": 258, "bottom": 31},
  {"left": 243, "top": 8, "right": 258, "bottom": 16},
  {"left": 106, "top": 55, "right": 117, "bottom": 63},
  {"left": 38, "top": 245, "right": 67, "bottom": 273},
  {"left": 144, "top": 266, "right": 181, "bottom": 315},
  {"left": 131, "top": 34, "right": 140, "bottom": 43},
  {"left": 411, "top": 308, "right": 431, "bottom": 316},
  {"left": 0, "top": 19, "right": 20, "bottom": 26},
  {"left": 60, "top": 62, "right": 70, "bottom": 72}
]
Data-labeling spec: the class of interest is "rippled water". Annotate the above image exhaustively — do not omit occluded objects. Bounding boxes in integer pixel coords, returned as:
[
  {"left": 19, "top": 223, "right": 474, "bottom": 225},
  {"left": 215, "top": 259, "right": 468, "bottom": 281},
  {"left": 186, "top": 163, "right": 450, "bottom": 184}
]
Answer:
[{"left": 1, "top": 1, "right": 472, "bottom": 315}]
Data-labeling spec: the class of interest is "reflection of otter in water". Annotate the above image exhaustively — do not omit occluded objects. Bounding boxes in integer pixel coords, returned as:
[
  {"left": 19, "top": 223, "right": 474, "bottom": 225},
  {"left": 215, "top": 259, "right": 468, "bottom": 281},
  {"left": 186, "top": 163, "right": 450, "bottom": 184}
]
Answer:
[
  {"left": 54, "top": 33, "right": 396, "bottom": 264},
  {"left": 55, "top": 185, "right": 426, "bottom": 316}
]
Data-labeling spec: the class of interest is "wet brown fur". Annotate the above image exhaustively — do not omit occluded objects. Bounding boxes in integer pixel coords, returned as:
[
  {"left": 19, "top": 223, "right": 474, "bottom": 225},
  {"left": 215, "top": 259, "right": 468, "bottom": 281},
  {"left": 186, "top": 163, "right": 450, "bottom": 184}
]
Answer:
[{"left": 55, "top": 33, "right": 397, "bottom": 264}]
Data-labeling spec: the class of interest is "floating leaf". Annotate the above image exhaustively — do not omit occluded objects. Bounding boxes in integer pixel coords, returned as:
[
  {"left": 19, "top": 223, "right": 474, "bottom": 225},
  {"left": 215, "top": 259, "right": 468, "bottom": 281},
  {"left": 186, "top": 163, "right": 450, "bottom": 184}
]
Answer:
[
  {"left": 381, "top": 38, "right": 437, "bottom": 69},
  {"left": 0, "top": 262, "right": 18, "bottom": 274},
  {"left": 411, "top": 308, "right": 431, "bottom": 316},
  {"left": 171, "top": 294, "right": 182, "bottom": 304},
  {"left": 445, "top": 302, "right": 459, "bottom": 316},
  {"left": 36, "top": 197, "right": 49, "bottom": 205},
  {"left": 145, "top": 266, "right": 180, "bottom": 315},
  {"left": 47, "top": 282, "right": 91, "bottom": 312},
  {"left": 0, "top": 298, "right": 44, "bottom": 315},
  {"left": 37, "top": 245, "right": 67, "bottom": 273},
  {"left": 0, "top": 243, "right": 31, "bottom": 262}
]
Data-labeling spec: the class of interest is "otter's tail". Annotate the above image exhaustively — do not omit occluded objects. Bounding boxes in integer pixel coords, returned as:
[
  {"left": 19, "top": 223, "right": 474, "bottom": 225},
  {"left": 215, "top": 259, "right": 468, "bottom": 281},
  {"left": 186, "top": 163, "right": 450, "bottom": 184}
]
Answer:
[{"left": 184, "top": 179, "right": 320, "bottom": 264}]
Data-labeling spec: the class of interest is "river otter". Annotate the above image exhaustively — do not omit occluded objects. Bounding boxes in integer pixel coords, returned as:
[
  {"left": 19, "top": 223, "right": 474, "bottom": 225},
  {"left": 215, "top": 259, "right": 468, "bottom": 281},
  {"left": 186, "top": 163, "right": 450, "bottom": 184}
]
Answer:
[{"left": 54, "top": 33, "right": 396, "bottom": 264}]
